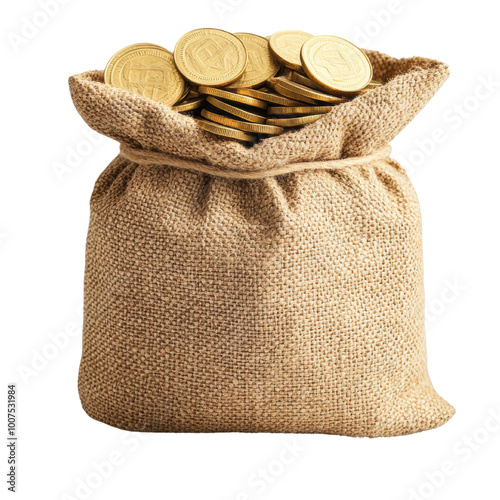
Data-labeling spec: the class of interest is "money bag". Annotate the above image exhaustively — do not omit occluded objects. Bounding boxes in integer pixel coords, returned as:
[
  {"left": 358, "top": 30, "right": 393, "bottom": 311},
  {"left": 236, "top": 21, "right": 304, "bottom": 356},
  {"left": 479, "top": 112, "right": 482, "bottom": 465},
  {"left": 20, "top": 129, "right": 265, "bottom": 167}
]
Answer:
[{"left": 69, "top": 49, "right": 454, "bottom": 436}]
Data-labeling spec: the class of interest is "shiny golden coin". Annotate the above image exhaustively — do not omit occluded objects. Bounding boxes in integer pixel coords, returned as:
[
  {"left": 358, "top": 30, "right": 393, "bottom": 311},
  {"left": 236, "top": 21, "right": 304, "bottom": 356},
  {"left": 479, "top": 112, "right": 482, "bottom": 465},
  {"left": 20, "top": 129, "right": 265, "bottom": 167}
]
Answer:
[
  {"left": 354, "top": 81, "right": 384, "bottom": 96},
  {"left": 195, "top": 119, "right": 256, "bottom": 142},
  {"left": 104, "top": 42, "right": 168, "bottom": 85},
  {"left": 174, "top": 28, "right": 248, "bottom": 87},
  {"left": 105, "top": 43, "right": 186, "bottom": 106},
  {"left": 267, "top": 78, "right": 319, "bottom": 105},
  {"left": 268, "top": 105, "right": 334, "bottom": 115},
  {"left": 226, "top": 33, "right": 280, "bottom": 88},
  {"left": 186, "top": 89, "right": 201, "bottom": 99},
  {"left": 201, "top": 108, "right": 284, "bottom": 135},
  {"left": 177, "top": 83, "right": 193, "bottom": 103},
  {"left": 206, "top": 96, "right": 267, "bottom": 123},
  {"left": 172, "top": 97, "right": 205, "bottom": 112},
  {"left": 266, "top": 114, "right": 323, "bottom": 127},
  {"left": 289, "top": 71, "right": 324, "bottom": 91},
  {"left": 300, "top": 35, "right": 373, "bottom": 94},
  {"left": 356, "top": 87, "right": 377, "bottom": 95},
  {"left": 234, "top": 87, "right": 304, "bottom": 106},
  {"left": 269, "top": 30, "right": 313, "bottom": 71},
  {"left": 283, "top": 77, "right": 349, "bottom": 103},
  {"left": 198, "top": 86, "right": 268, "bottom": 109},
  {"left": 269, "top": 77, "right": 342, "bottom": 103},
  {"left": 278, "top": 66, "right": 295, "bottom": 79}
]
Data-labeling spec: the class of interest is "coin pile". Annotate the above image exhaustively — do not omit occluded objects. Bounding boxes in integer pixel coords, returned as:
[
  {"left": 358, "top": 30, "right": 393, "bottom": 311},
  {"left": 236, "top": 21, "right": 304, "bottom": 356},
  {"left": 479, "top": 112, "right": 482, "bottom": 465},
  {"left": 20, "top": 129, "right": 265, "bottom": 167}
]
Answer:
[{"left": 104, "top": 29, "right": 382, "bottom": 144}]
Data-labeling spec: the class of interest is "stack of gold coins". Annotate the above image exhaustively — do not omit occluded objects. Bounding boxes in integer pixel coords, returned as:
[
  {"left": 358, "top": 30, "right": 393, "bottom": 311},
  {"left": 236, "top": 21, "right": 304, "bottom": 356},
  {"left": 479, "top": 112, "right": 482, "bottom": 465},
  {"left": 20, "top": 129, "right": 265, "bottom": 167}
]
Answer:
[
  {"left": 104, "top": 30, "right": 383, "bottom": 144},
  {"left": 263, "top": 31, "right": 380, "bottom": 128},
  {"left": 175, "top": 30, "right": 286, "bottom": 143}
]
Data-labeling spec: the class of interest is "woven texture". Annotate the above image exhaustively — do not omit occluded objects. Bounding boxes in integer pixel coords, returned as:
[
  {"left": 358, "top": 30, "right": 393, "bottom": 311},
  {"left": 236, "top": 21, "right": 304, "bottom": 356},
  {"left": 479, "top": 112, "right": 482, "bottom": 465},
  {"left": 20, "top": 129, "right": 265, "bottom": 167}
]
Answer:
[{"left": 70, "top": 49, "right": 455, "bottom": 436}]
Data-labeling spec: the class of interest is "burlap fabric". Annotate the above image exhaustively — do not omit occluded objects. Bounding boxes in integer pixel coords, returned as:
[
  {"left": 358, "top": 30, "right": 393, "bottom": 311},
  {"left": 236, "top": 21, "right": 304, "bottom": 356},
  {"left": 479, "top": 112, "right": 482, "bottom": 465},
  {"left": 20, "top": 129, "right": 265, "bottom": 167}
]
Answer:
[{"left": 69, "top": 49, "right": 455, "bottom": 436}]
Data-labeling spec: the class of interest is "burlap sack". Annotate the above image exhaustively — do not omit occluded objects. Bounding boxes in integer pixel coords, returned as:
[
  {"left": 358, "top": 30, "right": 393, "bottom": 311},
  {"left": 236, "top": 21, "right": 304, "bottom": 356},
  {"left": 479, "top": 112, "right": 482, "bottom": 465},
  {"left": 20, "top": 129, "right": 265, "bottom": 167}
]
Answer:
[{"left": 69, "top": 49, "right": 455, "bottom": 436}]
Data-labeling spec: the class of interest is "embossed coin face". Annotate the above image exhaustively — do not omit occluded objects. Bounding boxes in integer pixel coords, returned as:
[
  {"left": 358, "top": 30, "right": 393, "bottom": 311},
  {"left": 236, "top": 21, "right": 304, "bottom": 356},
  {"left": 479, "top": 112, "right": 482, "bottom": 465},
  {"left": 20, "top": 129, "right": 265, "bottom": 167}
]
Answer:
[
  {"left": 105, "top": 43, "right": 186, "bottom": 106},
  {"left": 300, "top": 35, "right": 373, "bottom": 93},
  {"left": 226, "top": 33, "right": 280, "bottom": 88},
  {"left": 269, "top": 30, "right": 312, "bottom": 71},
  {"left": 174, "top": 28, "right": 248, "bottom": 87}
]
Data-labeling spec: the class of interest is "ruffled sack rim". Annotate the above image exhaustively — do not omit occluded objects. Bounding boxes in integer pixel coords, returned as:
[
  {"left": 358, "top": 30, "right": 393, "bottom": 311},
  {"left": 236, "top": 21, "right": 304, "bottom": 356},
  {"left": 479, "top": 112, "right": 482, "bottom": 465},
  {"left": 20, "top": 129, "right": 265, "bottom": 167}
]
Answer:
[{"left": 69, "top": 49, "right": 449, "bottom": 172}]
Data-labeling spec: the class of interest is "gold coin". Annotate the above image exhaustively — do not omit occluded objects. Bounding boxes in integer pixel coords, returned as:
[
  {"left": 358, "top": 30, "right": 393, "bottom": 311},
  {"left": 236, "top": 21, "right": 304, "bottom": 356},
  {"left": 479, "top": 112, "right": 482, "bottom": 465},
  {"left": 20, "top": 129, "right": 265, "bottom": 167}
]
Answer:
[
  {"left": 172, "top": 97, "right": 205, "bottom": 112},
  {"left": 266, "top": 114, "right": 323, "bottom": 127},
  {"left": 174, "top": 28, "right": 247, "bottom": 87},
  {"left": 268, "top": 105, "right": 334, "bottom": 115},
  {"left": 105, "top": 43, "right": 186, "bottom": 106},
  {"left": 195, "top": 119, "right": 256, "bottom": 142},
  {"left": 269, "top": 76, "right": 341, "bottom": 103},
  {"left": 201, "top": 108, "right": 284, "bottom": 135},
  {"left": 198, "top": 86, "right": 268, "bottom": 109},
  {"left": 288, "top": 72, "right": 351, "bottom": 103},
  {"left": 354, "top": 81, "right": 384, "bottom": 96},
  {"left": 300, "top": 35, "right": 373, "bottom": 94},
  {"left": 104, "top": 43, "right": 168, "bottom": 85},
  {"left": 186, "top": 89, "right": 201, "bottom": 99},
  {"left": 289, "top": 71, "right": 324, "bottom": 91},
  {"left": 267, "top": 78, "right": 319, "bottom": 105},
  {"left": 278, "top": 66, "right": 295, "bottom": 79},
  {"left": 269, "top": 30, "right": 313, "bottom": 71},
  {"left": 177, "top": 83, "right": 193, "bottom": 103},
  {"left": 226, "top": 33, "right": 280, "bottom": 89},
  {"left": 234, "top": 87, "right": 304, "bottom": 106},
  {"left": 206, "top": 96, "right": 267, "bottom": 124}
]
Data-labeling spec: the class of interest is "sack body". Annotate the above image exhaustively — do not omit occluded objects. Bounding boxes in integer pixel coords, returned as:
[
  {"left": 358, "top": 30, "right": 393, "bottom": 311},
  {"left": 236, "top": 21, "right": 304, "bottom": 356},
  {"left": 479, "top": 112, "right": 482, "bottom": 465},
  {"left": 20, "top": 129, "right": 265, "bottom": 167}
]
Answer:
[{"left": 70, "top": 49, "right": 454, "bottom": 436}]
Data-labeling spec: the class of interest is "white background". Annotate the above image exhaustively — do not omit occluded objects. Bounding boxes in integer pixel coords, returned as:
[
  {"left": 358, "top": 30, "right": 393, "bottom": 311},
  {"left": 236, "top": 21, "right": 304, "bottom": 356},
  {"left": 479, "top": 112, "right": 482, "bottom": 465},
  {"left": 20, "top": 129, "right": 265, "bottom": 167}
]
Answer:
[{"left": 2, "top": 1, "right": 499, "bottom": 499}]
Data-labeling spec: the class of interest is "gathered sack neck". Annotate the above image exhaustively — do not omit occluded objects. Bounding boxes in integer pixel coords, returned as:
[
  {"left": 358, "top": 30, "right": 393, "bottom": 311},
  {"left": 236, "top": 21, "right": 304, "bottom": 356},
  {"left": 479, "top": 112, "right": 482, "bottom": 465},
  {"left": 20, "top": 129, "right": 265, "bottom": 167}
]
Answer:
[{"left": 119, "top": 144, "right": 392, "bottom": 179}]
